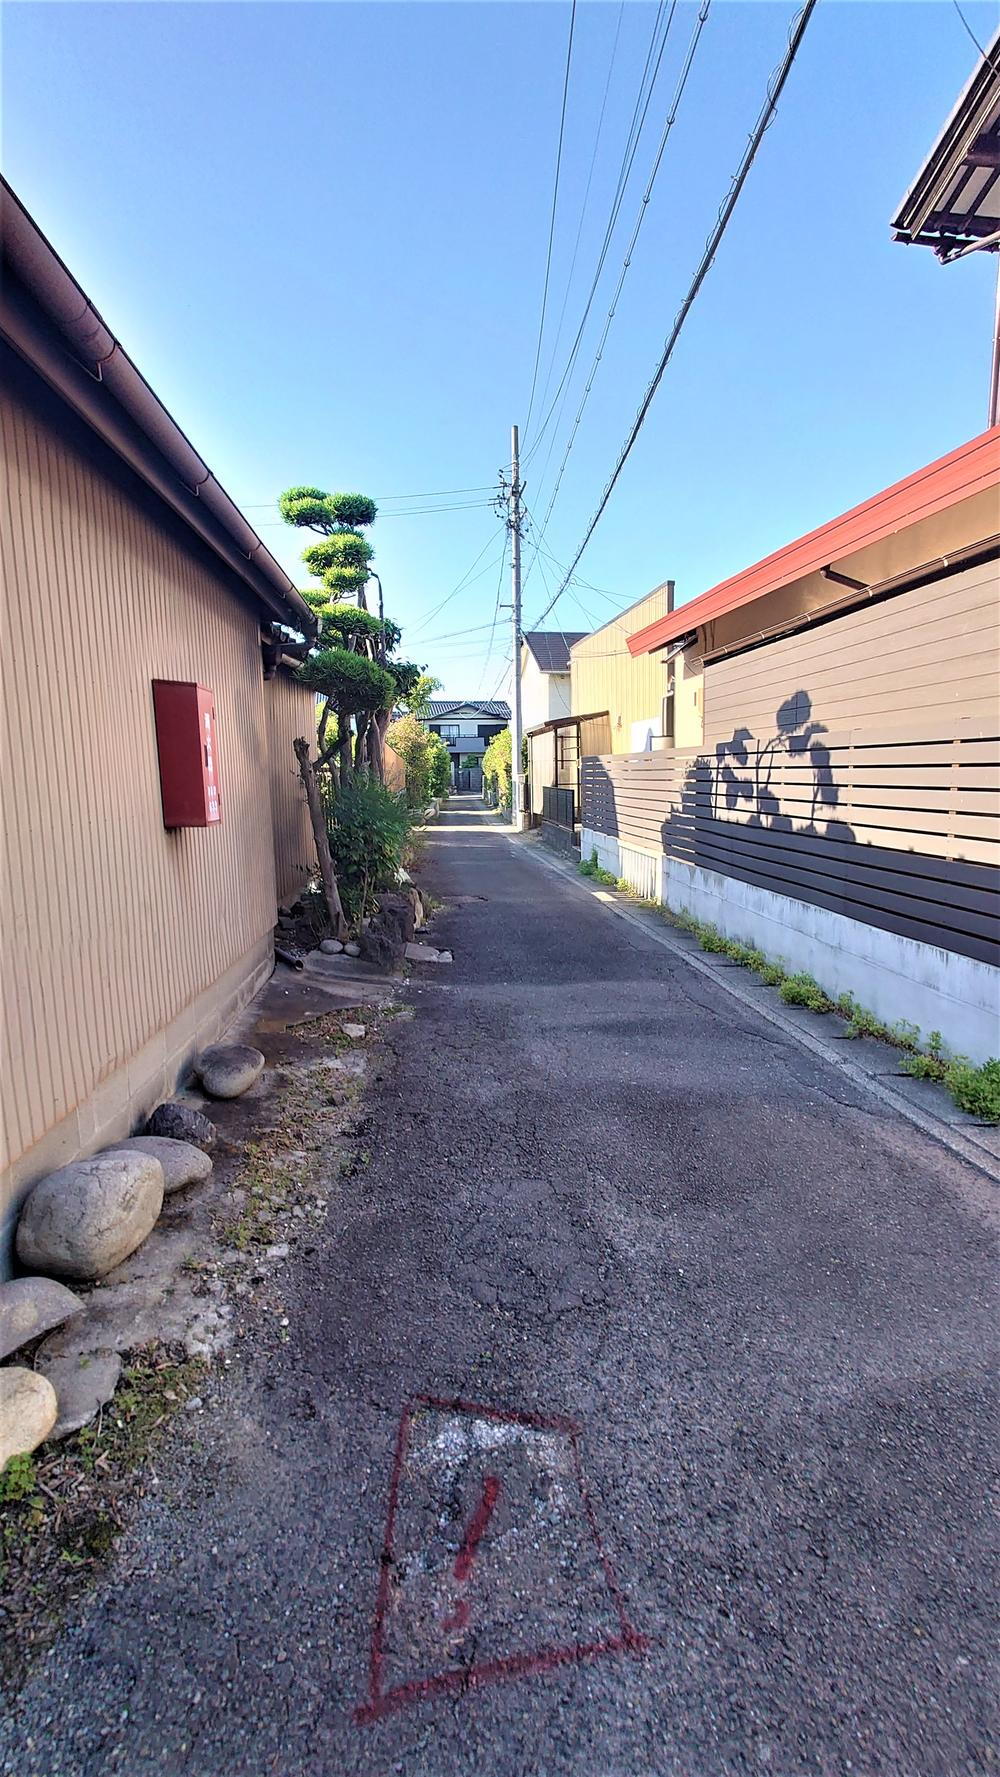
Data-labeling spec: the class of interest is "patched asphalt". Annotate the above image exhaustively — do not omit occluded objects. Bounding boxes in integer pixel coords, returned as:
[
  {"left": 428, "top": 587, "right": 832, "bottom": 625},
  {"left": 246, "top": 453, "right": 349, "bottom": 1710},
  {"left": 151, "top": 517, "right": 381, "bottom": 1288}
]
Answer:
[{"left": 3, "top": 798, "right": 997, "bottom": 1776}]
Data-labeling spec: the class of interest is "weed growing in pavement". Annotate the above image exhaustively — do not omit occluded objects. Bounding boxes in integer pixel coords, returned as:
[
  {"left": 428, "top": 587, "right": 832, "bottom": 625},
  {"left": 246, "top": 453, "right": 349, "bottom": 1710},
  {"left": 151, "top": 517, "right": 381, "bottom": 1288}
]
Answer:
[
  {"left": 1, "top": 1349, "right": 205, "bottom": 1690},
  {"left": 779, "top": 973, "right": 836, "bottom": 1013},
  {"left": 579, "top": 850, "right": 618, "bottom": 887},
  {"left": 900, "top": 1050, "right": 1000, "bottom": 1122},
  {"left": 0, "top": 1453, "right": 37, "bottom": 1506}
]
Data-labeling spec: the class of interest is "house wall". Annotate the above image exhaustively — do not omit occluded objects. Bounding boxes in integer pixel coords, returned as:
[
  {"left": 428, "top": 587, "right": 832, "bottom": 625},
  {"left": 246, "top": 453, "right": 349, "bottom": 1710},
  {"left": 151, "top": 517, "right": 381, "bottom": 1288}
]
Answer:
[
  {"left": 571, "top": 584, "right": 670, "bottom": 752},
  {"left": 0, "top": 356, "right": 285, "bottom": 1263},
  {"left": 265, "top": 668, "right": 318, "bottom": 906},
  {"left": 702, "top": 555, "right": 999, "bottom": 742},
  {"left": 520, "top": 653, "right": 550, "bottom": 733},
  {"left": 578, "top": 560, "right": 1000, "bottom": 1062},
  {"left": 521, "top": 651, "right": 571, "bottom": 729}
]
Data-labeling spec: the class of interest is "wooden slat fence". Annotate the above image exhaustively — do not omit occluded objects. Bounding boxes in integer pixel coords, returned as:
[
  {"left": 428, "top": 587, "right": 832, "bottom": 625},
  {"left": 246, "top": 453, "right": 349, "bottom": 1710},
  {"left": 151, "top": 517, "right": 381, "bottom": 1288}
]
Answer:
[{"left": 581, "top": 730, "right": 1000, "bottom": 967}]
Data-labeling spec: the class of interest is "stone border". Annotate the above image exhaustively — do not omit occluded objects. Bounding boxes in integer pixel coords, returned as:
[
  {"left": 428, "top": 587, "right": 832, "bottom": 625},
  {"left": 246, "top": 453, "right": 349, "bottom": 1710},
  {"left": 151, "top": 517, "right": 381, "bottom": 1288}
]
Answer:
[{"left": 1, "top": 936, "right": 274, "bottom": 1276}]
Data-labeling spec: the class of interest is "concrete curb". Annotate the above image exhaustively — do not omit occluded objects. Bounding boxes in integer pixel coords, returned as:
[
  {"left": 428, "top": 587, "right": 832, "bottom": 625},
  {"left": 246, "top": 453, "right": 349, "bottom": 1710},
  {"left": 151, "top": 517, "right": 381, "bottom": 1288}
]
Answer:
[{"left": 505, "top": 826, "right": 1000, "bottom": 1187}]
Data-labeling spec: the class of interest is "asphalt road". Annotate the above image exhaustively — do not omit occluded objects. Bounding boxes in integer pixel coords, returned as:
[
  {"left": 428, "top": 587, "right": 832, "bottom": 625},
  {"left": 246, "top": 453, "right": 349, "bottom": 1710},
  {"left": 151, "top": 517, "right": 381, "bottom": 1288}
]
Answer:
[{"left": 5, "top": 798, "right": 998, "bottom": 1777}]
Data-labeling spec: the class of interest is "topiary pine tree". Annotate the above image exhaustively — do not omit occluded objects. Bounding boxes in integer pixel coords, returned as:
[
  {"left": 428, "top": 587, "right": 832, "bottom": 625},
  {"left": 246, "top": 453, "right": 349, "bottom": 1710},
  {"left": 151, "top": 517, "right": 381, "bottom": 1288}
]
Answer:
[{"left": 279, "top": 483, "right": 426, "bottom": 933}]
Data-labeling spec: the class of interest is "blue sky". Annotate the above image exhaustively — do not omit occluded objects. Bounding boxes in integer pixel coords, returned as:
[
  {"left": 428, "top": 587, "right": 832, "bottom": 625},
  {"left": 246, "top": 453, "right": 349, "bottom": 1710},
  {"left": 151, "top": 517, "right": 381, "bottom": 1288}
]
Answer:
[{"left": 4, "top": 2, "right": 996, "bottom": 698}]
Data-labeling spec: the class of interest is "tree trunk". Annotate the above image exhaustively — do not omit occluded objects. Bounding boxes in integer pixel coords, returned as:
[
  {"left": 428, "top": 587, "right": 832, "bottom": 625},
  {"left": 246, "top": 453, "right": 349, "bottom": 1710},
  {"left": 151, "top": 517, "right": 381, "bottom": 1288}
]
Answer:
[
  {"left": 338, "top": 722, "right": 354, "bottom": 784},
  {"left": 375, "top": 710, "right": 391, "bottom": 787},
  {"left": 293, "top": 737, "right": 347, "bottom": 938},
  {"left": 354, "top": 713, "right": 371, "bottom": 773},
  {"left": 369, "top": 714, "right": 386, "bottom": 784}
]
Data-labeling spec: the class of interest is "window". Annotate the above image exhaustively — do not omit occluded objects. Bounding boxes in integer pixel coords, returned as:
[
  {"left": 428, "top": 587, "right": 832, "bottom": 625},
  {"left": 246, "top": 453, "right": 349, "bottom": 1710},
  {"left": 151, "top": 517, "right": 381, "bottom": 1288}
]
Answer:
[{"left": 439, "top": 723, "right": 460, "bottom": 743}]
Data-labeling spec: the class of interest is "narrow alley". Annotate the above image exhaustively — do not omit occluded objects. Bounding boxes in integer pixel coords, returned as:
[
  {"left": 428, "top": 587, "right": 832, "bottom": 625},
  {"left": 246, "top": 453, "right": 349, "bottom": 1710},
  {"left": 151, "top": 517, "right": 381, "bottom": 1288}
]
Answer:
[{"left": 4, "top": 800, "right": 997, "bottom": 1777}]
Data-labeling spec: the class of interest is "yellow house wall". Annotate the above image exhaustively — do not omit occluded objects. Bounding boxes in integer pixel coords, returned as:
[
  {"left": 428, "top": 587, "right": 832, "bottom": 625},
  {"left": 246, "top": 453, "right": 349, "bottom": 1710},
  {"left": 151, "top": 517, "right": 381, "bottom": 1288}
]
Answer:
[{"left": 570, "top": 583, "right": 671, "bottom": 754}]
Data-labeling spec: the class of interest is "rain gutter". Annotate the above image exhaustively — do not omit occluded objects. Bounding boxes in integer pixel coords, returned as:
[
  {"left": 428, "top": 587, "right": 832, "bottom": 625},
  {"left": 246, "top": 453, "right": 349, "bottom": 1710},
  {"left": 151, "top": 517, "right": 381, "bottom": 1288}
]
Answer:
[{"left": 0, "top": 177, "right": 315, "bottom": 638}]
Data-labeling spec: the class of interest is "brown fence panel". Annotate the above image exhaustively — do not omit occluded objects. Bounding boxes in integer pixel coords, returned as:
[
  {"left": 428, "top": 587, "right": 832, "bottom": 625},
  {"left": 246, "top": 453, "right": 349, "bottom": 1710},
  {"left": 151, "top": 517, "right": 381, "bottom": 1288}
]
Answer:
[{"left": 580, "top": 731, "right": 1000, "bottom": 967}]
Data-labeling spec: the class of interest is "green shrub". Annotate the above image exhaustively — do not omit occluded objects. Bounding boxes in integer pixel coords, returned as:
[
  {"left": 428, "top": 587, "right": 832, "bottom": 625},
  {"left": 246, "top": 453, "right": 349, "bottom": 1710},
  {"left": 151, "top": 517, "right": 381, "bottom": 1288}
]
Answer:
[
  {"left": 946, "top": 1058, "right": 1000, "bottom": 1122},
  {"left": 427, "top": 731, "right": 451, "bottom": 798},
  {"left": 325, "top": 777, "right": 411, "bottom": 927},
  {"left": 483, "top": 728, "right": 513, "bottom": 809},
  {"left": 386, "top": 712, "right": 436, "bottom": 810}
]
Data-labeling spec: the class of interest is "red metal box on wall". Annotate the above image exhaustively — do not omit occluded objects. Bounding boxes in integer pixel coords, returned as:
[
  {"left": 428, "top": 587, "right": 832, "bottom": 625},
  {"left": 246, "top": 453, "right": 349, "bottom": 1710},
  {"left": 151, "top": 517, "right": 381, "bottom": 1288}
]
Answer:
[{"left": 151, "top": 680, "right": 222, "bottom": 828}]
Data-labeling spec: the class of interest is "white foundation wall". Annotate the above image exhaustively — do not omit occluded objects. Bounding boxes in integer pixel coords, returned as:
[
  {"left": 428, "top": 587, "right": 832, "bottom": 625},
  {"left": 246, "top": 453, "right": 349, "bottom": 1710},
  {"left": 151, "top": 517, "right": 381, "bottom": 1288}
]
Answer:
[{"left": 580, "top": 827, "right": 1000, "bottom": 1064}]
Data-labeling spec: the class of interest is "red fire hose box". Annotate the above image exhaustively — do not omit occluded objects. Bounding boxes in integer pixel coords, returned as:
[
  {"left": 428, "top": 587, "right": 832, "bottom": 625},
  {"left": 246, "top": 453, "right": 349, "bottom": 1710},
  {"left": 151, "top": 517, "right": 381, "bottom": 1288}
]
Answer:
[{"left": 151, "top": 680, "right": 222, "bottom": 828}]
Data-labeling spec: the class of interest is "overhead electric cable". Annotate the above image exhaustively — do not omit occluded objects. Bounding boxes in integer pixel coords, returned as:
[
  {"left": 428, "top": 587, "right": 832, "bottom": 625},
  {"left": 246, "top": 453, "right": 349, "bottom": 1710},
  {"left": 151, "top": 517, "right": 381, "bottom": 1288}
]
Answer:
[
  {"left": 409, "top": 529, "right": 507, "bottom": 635},
  {"left": 533, "top": 0, "right": 818, "bottom": 626},
  {"left": 520, "top": 0, "right": 675, "bottom": 468},
  {"left": 523, "top": 0, "right": 579, "bottom": 440},
  {"left": 532, "top": 2, "right": 626, "bottom": 430},
  {"left": 523, "top": 0, "right": 711, "bottom": 592},
  {"left": 475, "top": 537, "right": 511, "bottom": 696},
  {"left": 242, "top": 485, "right": 495, "bottom": 509}
]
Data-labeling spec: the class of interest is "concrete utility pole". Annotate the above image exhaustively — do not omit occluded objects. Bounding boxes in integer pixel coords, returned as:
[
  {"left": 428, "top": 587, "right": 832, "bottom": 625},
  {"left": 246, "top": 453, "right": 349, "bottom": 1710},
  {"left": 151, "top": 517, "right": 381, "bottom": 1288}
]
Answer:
[{"left": 509, "top": 423, "right": 524, "bottom": 829}]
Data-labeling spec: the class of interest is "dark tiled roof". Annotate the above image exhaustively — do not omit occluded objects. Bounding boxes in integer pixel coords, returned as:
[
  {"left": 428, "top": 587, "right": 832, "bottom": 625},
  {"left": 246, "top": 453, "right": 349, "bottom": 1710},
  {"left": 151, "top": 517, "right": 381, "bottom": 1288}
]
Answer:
[
  {"left": 423, "top": 700, "right": 510, "bottom": 720},
  {"left": 522, "top": 630, "right": 587, "bottom": 674}
]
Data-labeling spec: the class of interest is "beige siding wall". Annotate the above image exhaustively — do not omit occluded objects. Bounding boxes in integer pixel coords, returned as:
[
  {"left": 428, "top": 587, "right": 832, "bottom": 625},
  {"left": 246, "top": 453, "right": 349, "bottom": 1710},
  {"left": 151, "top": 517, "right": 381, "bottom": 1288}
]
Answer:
[
  {"left": 266, "top": 670, "right": 317, "bottom": 905},
  {"left": 571, "top": 584, "right": 670, "bottom": 752},
  {"left": 702, "top": 559, "right": 1000, "bottom": 746},
  {"left": 1, "top": 372, "right": 281, "bottom": 1230},
  {"left": 384, "top": 742, "right": 406, "bottom": 796}
]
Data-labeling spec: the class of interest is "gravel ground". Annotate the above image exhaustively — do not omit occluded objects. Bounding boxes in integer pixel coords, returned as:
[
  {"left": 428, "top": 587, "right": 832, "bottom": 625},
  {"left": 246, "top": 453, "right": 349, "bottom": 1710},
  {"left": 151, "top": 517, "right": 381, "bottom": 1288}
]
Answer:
[{"left": 2, "top": 797, "right": 997, "bottom": 1777}]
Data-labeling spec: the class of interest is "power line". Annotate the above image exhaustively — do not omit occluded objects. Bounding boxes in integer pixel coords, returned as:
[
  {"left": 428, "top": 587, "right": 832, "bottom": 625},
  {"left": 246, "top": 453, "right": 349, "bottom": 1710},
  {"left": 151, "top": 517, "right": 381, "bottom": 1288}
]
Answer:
[
  {"left": 523, "top": 0, "right": 711, "bottom": 594},
  {"left": 533, "top": 0, "right": 818, "bottom": 626},
  {"left": 952, "top": 0, "right": 987, "bottom": 57},
  {"left": 253, "top": 500, "right": 497, "bottom": 527},
  {"left": 241, "top": 484, "right": 495, "bottom": 508},
  {"left": 523, "top": 0, "right": 579, "bottom": 441},
  {"left": 532, "top": 2, "right": 626, "bottom": 434},
  {"left": 475, "top": 537, "right": 511, "bottom": 696},
  {"left": 520, "top": 0, "right": 674, "bottom": 470},
  {"left": 408, "top": 529, "right": 507, "bottom": 636}
]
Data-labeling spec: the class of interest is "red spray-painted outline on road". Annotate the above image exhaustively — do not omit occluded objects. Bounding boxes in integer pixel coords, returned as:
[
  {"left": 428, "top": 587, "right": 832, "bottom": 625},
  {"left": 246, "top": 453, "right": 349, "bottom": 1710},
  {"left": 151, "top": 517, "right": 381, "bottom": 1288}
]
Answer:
[
  {"left": 356, "top": 1394, "right": 649, "bottom": 1725},
  {"left": 443, "top": 1473, "right": 501, "bottom": 1632}
]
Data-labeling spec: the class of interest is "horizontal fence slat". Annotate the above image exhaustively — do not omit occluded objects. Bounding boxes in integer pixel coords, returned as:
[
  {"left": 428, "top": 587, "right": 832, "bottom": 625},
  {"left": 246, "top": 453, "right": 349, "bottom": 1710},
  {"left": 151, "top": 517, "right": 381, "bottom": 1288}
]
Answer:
[{"left": 581, "top": 732, "right": 1000, "bottom": 964}]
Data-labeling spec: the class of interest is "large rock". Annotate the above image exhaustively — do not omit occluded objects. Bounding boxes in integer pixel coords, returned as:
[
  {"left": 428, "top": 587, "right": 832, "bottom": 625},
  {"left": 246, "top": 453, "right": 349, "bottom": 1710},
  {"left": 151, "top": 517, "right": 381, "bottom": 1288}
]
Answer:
[
  {"left": 377, "top": 891, "right": 417, "bottom": 947},
  {"left": 360, "top": 920, "right": 404, "bottom": 974},
  {"left": 146, "top": 1101, "right": 217, "bottom": 1151},
  {"left": 105, "top": 1135, "right": 212, "bottom": 1195},
  {"left": 16, "top": 1152, "right": 164, "bottom": 1282},
  {"left": 35, "top": 1349, "right": 122, "bottom": 1440},
  {"left": 0, "top": 1276, "right": 84, "bottom": 1362},
  {"left": 0, "top": 1367, "right": 58, "bottom": 1468},
  {"left": 195, "top": 1044, "right": 265, "bottom": 1100}
]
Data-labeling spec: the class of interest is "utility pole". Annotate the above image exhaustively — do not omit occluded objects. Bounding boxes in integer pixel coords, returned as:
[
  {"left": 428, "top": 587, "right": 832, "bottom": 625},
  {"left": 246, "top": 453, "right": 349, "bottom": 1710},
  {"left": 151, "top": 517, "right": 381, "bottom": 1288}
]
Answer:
[{"left": 509, "top": 423, "right": 524, "bottom": 829}]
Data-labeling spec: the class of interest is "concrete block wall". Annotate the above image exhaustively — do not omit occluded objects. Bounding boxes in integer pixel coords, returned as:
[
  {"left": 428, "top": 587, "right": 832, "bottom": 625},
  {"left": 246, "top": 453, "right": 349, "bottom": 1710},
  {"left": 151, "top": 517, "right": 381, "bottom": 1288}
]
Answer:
[{"left": 580, "top": 828, "right": 1000, "bottom": 1064}]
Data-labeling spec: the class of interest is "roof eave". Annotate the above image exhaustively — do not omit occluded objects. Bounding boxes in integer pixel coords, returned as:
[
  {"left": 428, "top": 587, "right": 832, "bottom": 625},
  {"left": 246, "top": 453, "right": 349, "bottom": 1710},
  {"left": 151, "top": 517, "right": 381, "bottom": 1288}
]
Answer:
[
  {"left": 628, "top": 424, "right": 1000, "bottom": 656},
  {"left": 0, "top": 177, "right": 316, "bottom": 638},
  {"left": 891, "top": 26, "right": 1000, "bottom": 242}
]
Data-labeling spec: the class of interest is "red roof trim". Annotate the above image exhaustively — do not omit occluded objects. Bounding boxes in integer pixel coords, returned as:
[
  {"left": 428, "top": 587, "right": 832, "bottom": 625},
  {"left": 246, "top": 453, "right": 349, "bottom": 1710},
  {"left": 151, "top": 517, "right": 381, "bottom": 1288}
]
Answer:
[{"left": 628, "top": 425, "right": 1000, "bottom": 655}]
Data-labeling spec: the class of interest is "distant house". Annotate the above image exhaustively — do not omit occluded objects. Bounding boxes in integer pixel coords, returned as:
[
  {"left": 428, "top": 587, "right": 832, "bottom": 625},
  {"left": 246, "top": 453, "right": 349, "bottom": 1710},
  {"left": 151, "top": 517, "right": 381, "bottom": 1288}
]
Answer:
[
  {"left": 520, "top": 630, "right": 585, "bottom": 732},
  {"left": 421, "top": 699, "right": 511, "bottom": 791}
]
